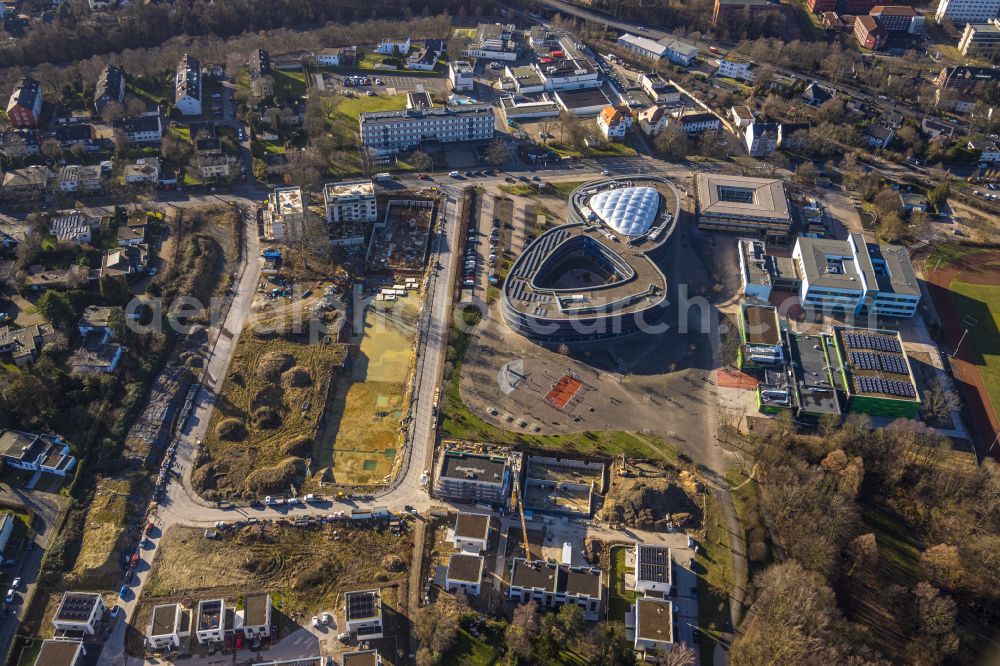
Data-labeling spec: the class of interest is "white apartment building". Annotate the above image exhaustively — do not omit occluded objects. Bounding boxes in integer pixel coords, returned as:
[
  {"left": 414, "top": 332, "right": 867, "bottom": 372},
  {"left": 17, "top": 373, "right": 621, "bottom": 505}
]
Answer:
[
  {"left": 449, "top": 60, "right": 475, "bottom": 92},
  {"left": 632, "top": 598, "right": 674, "bottom": 661},
  {"left": 445, "top": 554, "right": 484, "bottom": 595},
  {"left": 241, "top": 593, "right": 272, "bottom": 639},
  {"left": 718, "top": 54, "right": 753, "bottom": 81},
  {"left": 508, "top": 559, "right": 603, "bottom": 621},
  {"left": 639, "top": 73, "right": 681, "bottom": 104},
  {"left": 744, "top": 122, "right": 778, "bottom": 157},
  {"left": 936, "top": 0, "right": 1000, "bottom": 25},
  {"left": 175, "top": 54, "right": 202, "bottom": 116},
  {"left": 324, "top": 180, "right": 377, "bottom": 224},
  {"left": 375, "top": 37, "right": 410, "bottom": 55},
  {"left": 359, "top": 105, "right": 494, "bottom": 155},
  {"left": 451, "top": 512, "right": 490, "bottom": 553},
  {"left": 793, "top": 233, "right": 921, "bottom": 318},
  {"left": 959, "top": 19, "right": 1000, "bottom": 56},
  {"left": 633, "top": 544, "right": 672, "bottom": 595},
  {"left": 264, "top": 187, "right": 304, "bottom": 241},
  {"left": 57, "top": 165, "right": 102, "bottom": 193}
]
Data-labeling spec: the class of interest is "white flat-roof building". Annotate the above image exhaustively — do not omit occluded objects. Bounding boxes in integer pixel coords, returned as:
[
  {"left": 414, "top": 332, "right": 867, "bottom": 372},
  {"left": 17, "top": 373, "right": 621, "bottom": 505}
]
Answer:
[
  {"left": 508, "top": 559, "right": 603, "bottom": 620},
  {"left": 449, "top": 60, "right": 475, "bottom": 92},
  {"left": 617, "top": 34, "right": 698, "bottom": 66},
  {"left": 264, "top": 187, "right": 304, "bottom": 242},
  {"left": 359, "top": 105, "right": 494, "bottom": 155},
  {"left": 195, "top": 599, "right": 227, "bottom": 645},
  {"left": 446, "top": 553, "right": 484, "bottom": 595},
  {"left": 936, "top": 0, "right": 1000, "bottom": 24},
  {"left": 633, "top": 544, "right": 672, "bottom": 595},
  {"left": 632, "top": 598, "right": 674, "bottom": 661},
  {"left": 452, "top": 512, "right": 490, "bottom": 553},
  {"left": 792, "top": 233, "right": 920, "bottom": 318},
  {"left": 52, "top": 592, "right": 106, "bottom": 635},
  {"left": 241, "top": 593, "right": 272, "bottom": 638},
  {"left": 34, "top": 639, "right": 86, "bottom": 666},
  {"left": 344, "top": 590, "right": 383, "bottom": 640},
  {"left": 324, "top": 180, "right": 377, "bottom": 224},
  {"left": 147, "top": 603, "right": 189, "bottom": 650}
]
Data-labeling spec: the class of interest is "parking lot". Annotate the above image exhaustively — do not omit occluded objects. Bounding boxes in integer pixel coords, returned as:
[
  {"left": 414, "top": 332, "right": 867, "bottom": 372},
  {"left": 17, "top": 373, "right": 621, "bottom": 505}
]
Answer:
[{"left": 318, "top": 72, "right": 448, "bottom": 96}]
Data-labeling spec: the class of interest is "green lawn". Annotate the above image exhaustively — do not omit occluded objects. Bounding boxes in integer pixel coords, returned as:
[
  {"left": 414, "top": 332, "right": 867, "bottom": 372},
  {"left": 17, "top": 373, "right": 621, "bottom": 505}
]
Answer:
[
  {"left": 695, "top": 491, "right": 733, "bottom": 666},
  {"left": 861, "top": 501, "right": 923, "bottom": 582},
  {"left": 272, "top": 69, "right": 307, "bottom": 102},
  {"left": 446, "top": 629, "right": 500, "bottom": 665},
  {"left": 329, "top": 93, "right": 408, "bottom": 122},
  {"left": 608, "top": 545, "right": 637, "bottom": 621},
  {"left": 949, "top": 279, "right": 1000, "bottom": 419},
  {"left": 726, "top": 467, "right": 772, "bottom": 576}
]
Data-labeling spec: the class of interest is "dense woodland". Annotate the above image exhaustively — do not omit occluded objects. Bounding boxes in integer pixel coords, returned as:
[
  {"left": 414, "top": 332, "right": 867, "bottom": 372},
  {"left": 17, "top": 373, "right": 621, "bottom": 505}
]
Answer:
[{"left": 729, "top": 417, "right": 1000, "bottom": 666}]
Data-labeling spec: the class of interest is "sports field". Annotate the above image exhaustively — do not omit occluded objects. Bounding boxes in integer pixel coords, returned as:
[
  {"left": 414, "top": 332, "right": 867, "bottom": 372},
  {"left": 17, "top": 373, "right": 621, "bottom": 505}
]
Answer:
[
  {"left": 927, "top": 248, "right": 1000, "bottom": 451},
  {"left": 319, "top": 297, "right": 418, "bottom": 485}
]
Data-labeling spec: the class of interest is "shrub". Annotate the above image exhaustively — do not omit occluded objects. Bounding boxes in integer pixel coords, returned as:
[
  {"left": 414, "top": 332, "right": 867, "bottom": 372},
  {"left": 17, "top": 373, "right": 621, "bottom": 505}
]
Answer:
[
  {"left": 257, "top": 351, "right": 295, "bottom": 382},
  {"left": 216, "top": 418, "right": 247, "bottom": 441},
  {"left": 281, "top": 366, "right": 312, "bottom": 388}
]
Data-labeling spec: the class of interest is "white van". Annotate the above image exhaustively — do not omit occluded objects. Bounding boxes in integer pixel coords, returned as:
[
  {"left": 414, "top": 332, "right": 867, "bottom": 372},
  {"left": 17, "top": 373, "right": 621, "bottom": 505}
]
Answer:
[{"left": 449, "top": 171, "right": 460, "bottom": 177}]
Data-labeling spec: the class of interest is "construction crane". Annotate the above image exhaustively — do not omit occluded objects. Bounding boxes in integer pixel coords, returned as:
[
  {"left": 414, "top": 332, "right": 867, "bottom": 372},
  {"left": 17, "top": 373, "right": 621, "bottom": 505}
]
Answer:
[{"left": 512, "top": 478, "right": 531, "bottom": 560}]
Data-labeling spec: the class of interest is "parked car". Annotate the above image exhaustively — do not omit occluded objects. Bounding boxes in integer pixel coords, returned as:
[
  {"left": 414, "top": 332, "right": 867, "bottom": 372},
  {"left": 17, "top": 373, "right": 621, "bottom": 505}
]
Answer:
[
  {"left": 322, "top": 612, "right": 331, "bottom": 625},
  {"left": 5, "top": 589, "right": 14, "bottom": 603},
  {"left": 10, "top": 578, "right": 19, "bottom": 590},
  {"left": 311, "top": 616, "right": 319, "bottom": 627}
]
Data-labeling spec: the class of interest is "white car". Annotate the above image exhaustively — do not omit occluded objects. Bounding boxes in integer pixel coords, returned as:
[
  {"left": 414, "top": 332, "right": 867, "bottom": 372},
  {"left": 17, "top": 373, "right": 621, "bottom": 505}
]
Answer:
[
  {"left": 10, "top": 578, "right": 20, "bottom": 589},
  {"left": 311, "top": 616, "right": 319, "bottom": 627},
  {"left": 264, "top": 496, "right": 273, "bottom": 505},
  {"left": 322, "top": 612, "right": 331, "bottom": 625},
  {"left": 601, "top": 170, "right": 610, "bottom": 176}
]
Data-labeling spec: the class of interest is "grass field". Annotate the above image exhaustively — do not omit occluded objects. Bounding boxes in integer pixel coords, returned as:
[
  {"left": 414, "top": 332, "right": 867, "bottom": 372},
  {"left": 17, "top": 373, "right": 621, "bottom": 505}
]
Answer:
[
  {"left": 695, "top": 491, "right": 732, "bottom": 666},
  {"left": 196, "top": 327, "right": 348, "bottom": 498},
  {"left": 444, "top": 627, "right": 587, "bottom": 665},
  {"left": 67, "top": 475, "right": 146, "bottom": 590},
  {"left": 141, "top": 523, "right": 409, "bottom": 622},
  {"left": 948, "top": 280, "right": 1000, "bottom": 419},
  {"left": 323, "top": 93, "right": 408, "bottom": 175},
  {"left": 319, "top": 298, "right": 417, "bottom": 485},
  {"left": 608, "top": 545, "right": 636, "bottom": 621},
  {"left": 272, "top": 69, "right": 307, "bottom": 102}
]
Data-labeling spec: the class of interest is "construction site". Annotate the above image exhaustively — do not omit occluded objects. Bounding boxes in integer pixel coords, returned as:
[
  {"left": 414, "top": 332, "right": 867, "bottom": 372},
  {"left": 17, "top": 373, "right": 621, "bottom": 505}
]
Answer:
[{"left": 366, "top": 199, "right": 436, "bottom": 273}]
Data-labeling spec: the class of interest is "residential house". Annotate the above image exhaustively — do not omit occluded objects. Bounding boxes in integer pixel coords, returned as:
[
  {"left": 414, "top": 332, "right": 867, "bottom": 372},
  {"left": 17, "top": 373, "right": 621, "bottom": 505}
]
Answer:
[
  {"left": 508, "top": 559, "right": 603, "bottom": 621},
  {"left": 175, "top": 54, "right": 202, "bottom": 116},
  {"left": 117, "top": 219, "right": 147, "bottom": 246},
  {"left": 342, "top": 650, "right": 382, "bottom": 666},
  {"left": 0, "top": 429, "right": 75, "bottom": 474},
  {"left": 718, "top": 53, "right": 754, "bottom": 81},
  {"left": 51, "top": 123, "right": 94, "bottom": 150},
  {"left": 124, "top": 157, "right": 159, "bottom": 184},
  {"left": 445, "top": 554, "right": 484, "bottom": 596},
  {"left": 712, "top": 0, "right": 781, "bottom": 25},
  {"left": 376, "top": 37, "right": 411, "bottom": 56},
  {"left": 638, "top": 106, "right": 669, "bottom": 136},
  {"left": 745, "top": 122, "right": 779, "bottom": 156},
  {"left": 69, "top": 335, "right": 124, "bottom": 374},
  {"left": 314, "top": 46, "right": 356, "bottom": 67},
  {"left": 672, "top": 110, "right": 720, "bottom": 134},
  {"left": 778, "top": 122, "right": 810, "bottom": 151},
  {"left": 632, "top": 544, "right": 672, "bottom": 595},
  {"left": 101, "top": 244, "right": 149, "bottom": 277},
  {"left": 33, "top": 640, "right": 86, "bottom": 666},
  {"left": 970, "top": 139, "right": 1000, "bottom": 161},
  {"left": 449, "top": 60, "right": 475, "bottom": 92},
  {"left": 808, "top": 0, "right": 836, "bottom": 12},
  {"left": 112, "top": 115, "right": 163, "bottom": 144},
  {"left": 5, "top": 77, "right": 42, "bottom": 128},
  {"left": 822, "top": 11, "right": 846, "bottom": 29},
  {"left": 865, "top": 123, "right": 895, "bottom": 148},
  {"left": 0, "top": 324, "right": 55, "bottom": 367},
  {"left": 240, "top": 593, "right": 272, "bottom": 639},
  {"left": 730, "top": 105, "right": 756, "bottom": 128},
  {"left": 407, "top": 41, "right": 441, "bottom": 71},
  {"left": 197, "top": 153, "right": 231, "bottom": 181},
  {"left": 639, "top": 73, "right": 680, "bottom": 104},
  {"left": 263, "top": 186, "right": 304, "bottom": 241},
  {"left": 51, "top": 592, "right": 105, "bottom": 635},
  {"left": 147, "top": 603, "right": 188, "bottom": 650},
  {"left": 870, "top": 5, "right": 924, "bottom": 33},
  {"left": 195, "top": 599, "right": 227, "bottom": 645},
  {"left": 57, "top": 164, "right": 102, "bottom": 193},
  {"left": 597, "top": 105, "right": 633, "bottom": 140},
  {"left": 452, "top": 512, "right": 490, "bottom": 553},
  {"left": 94, "top": 66, "right": 125, "bottom": 115},
  {"left": 802, "top": 81, "right": 835, "bottom": 106},
  {"left": 855, "top": 15, "right": 887, "bottom": 50},
  {"left": 248, "top": 49, "right": 274, "bottom": 98},
  {"left": 1, "top": 166, "right": 50, "bottom": 203},
  {"left": 0, "top": 129, "right": 40, "bottom": 157},
  {"left": 50, "top": 211, "right": 95, "bottom": 245},
  {"left": 631, "top": 598, "right": 674, "bottom": 662},
  {"left": 344, "top": 590, "right": 383, "bottom": 640},
  {"left": 78, "top": 305, "right": 116, "bottom": 341},
  {"left": 24, "top": 265, "right": 93, "bottom": 292},
  {"left": 899, "top": 191, "right": 928, "bottom": 212},
  {"left": 922, "top": 118, "right": 954, "bottom": 138}
]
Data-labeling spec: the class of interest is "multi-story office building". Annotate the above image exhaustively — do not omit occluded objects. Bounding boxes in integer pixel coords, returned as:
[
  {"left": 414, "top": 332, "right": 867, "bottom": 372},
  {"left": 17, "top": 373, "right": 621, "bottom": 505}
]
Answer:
[
  {"left": 792, "top": 233, "right": 920, "bottom": 317},
  {"left": 695, "top": 173, "right": 792, "bottom": 240},
  {"left": 936, "top": 0, "right": 1000, "bottom": 24},
  {"left": 359, "top": 105, "right": 494, "bottom": 155}
]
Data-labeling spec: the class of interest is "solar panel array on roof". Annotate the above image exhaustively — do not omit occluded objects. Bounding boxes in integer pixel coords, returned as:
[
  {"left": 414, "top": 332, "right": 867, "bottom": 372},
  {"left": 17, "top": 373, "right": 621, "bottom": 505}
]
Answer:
[
  {"left": 638, "top": 545, "right": 670, "bottom": 584},
  {"left": 56, "top": 593, "right": 101, "bottom": 622},
  {"left": 855, "top": 376, "right": 916, "bottom": 398},
  {"left": 844, "top": 332, "right": 901, "bottom": 353},
  {"left": 516, "top": 229, "right": 569, "bottom": 279},
  {"left": 849, "top": 351, "right": 909, "bottom": 375},
  {"left": 346, "top": 591, "right": 377, "bottom": 620}
]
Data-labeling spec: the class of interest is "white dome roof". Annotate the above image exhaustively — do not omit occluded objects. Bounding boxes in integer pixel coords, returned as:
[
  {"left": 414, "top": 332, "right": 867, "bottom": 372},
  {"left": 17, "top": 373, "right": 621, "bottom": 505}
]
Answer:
[{"left": 589, "top": 186, "right": 660, "bottom": 237}]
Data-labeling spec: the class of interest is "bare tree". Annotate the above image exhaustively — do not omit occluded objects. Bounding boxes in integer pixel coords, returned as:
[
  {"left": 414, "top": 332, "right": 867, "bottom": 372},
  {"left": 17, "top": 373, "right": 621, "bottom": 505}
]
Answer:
[
  {"left": 920, "top": 378, "right": 961, "bottom": 424},
  {"left": 40, "top": 137, "right": 62, "bottom": 162},
  {"left": 487, "top": 139, "right": 510, "bottom": 168},
  {"left": 409, "top": 150, "right": 432, "bottom": 175}
]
